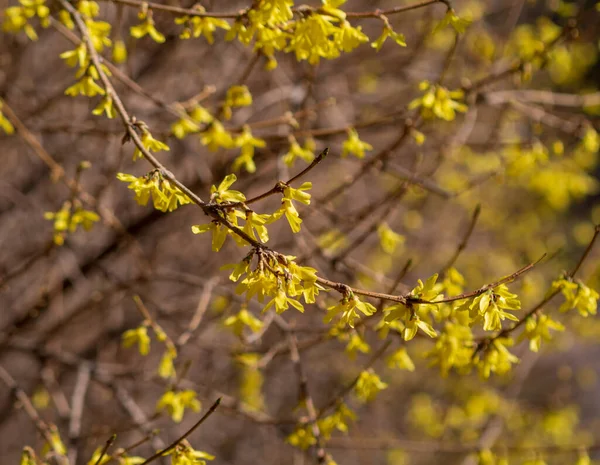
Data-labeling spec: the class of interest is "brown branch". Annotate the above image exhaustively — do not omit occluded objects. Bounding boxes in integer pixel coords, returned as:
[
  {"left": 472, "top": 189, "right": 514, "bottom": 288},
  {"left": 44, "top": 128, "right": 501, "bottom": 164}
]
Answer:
[
  {"left": 176, "top": 278, "right": 219, "bottom": 349},
  {"left": 0, "top": 99, "right": 136, "bottom": 241},
  {"left": 437, "top": 29, "right": 460, "bottom": 86},
  {"left": 419, "top": 254, "right": 546, "bottom": 305},
  {"left": 132, "top": 295, "right": 178, "bottom": 359},
  {"left": 465, "top": 21, "right": 574, "bottom": 93},
  {"left": 118, "top": 432, "right": 158, "bottom": 456},
  {"left": 316, "top": 340, "right": 391, "bottom": 418},
  {"left": 102, "top": 0, "right": 245, "bottom": 18},
  {"left": 386, "top": 162, "right": 452, "bottom": 198},
  {"left": 106, "top": 380, "right": 166, "bottom": 451},
  {"left": 276, "top": 316, "right": 327, "bottom": 464},
  {"left": 93, "top": 435, "right": 117, "bottom": 465},
  {"left": 100, "top": 0, "right": 448, "bottom": 21},
  {"left": 316, "top": 117, "right": 419, "bottom": 205},
  {"left": 68, "top": 362, "right": 93, "bottom": 465},
  {"left": 502, "top": 99, "right": 584, "bottom": 135},
  {"left": 256, "top": 334, "right": 327, "bottom": 369},
  {"left": 287, "top": 148, "right": 330, "bottom": 185},
  {"left": 0, "top": 364, "right": 56, "bottom": 447},
  {"left": 479, "top": 224, "right": 600, "bottom": 349},
  {"left": 138, "top": 397, "right": 222, "bottom": 465},
  {"left": 569, "top": 224, "right": 600, "bottom": 278},
  {"left": 0, "top": 240, "right": 55, "bottom": 291},
  {"left": 40, "top": 366, "right": 71, "bottom": 420},
  {"left": 330, "top": 183, "right": 407, "bottom": 266},
  {"left": 440, "top": 204, "right": 481, "bottom": 274},
  {"left": 376, "top": 259, "right": 414, "bottom": 314},
  {"left": 345, "top": 0, "right": 450, "bottom": 18},
  {"left": 226, "top": 148, "right": 329, "bottom": 209},
  {"left": 484, "top": 89, "right": 600, "bottom": 108}
]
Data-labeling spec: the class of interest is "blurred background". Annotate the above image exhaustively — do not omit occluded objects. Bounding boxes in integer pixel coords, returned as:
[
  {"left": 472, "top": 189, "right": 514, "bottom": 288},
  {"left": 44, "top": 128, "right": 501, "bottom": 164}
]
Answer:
[{"left": 1, "top": 0, "right": 600, "bottom": 464}]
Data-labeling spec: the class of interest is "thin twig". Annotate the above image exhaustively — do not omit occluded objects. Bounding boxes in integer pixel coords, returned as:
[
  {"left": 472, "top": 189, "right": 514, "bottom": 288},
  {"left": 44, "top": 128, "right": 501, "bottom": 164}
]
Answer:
[
  {"left": 422, "top": 254, "right": 546, "bottom": 305},
  {"left": 287, "top": 148, "right": 330, "bottom": 185},
  {"left": 345, "top": 0, "right": 450, "bottom": 18},
  {"left": 276, "top": 316, "right": 327, "bottom": 464},
  {"left": 176, "top": 278, "right": 219, "bottom": 349},
  {"left": 0, "top": 364, "right": 56, "bottom": 447},
  {"left": 466, "top": 22, "right": 573, "bottom": 93},
  {"left": 316, "top": 340, "right": 391, "bottom": 418},
  {"left": 478, "top": 224, "right": 599, "bottom": 349},
  {"left": 93, "top": 435, "right": 117, "bottom": 465},
  {"left": 440, "top": 204, "right": 481, "bottom": 274},
  {"left": 103, "top": 0, "right": 245, "bottom": 17},
  {"left": 376, "top": 259, "right": 413, "bottom": 314},
  {"left": 484, "top": 89, "right": 600, "bottom": 108},
  {"left": 0, "top": 99, "right": 137, "bottom": 241},
  {"left": 225, "top": 148, "right": 330, "bottom": 208},
  {"left": 330, "top": 183, "right": 407, "bottom": 266},
  {"left": 40, "top": 366, "right": 72, "bottom": 420},
  {"left": 138, "top": 398, "right": 222, "bottom": 465},
  {"left": 68, "top": 362, "right": 92, "bottom": 465}
]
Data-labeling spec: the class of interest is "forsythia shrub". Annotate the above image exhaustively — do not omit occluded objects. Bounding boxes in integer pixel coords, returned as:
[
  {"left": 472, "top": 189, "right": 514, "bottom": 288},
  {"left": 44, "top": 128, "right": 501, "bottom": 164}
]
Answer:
[{"left": 1, "top": 1, "right": 599, "bottom": 465}]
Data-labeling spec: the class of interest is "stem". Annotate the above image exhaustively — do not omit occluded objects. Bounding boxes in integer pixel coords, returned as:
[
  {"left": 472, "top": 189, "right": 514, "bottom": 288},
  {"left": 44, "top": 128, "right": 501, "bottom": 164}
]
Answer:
[{"left": 139, "top": 398, "right": 222, "bottom": 465}]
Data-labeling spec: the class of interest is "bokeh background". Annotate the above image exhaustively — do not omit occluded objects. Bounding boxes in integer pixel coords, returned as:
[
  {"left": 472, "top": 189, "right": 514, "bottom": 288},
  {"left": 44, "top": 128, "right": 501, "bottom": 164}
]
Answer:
[{"left": 1, "top": 0, "right": 600, "bottom": 464}]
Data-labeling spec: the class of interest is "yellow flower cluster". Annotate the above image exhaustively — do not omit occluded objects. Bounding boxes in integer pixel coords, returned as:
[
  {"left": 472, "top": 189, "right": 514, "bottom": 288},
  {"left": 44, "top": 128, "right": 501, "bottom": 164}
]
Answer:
[
  {"left": 171, "top": 105, "right": 213, "bottom": 139},
  {"left": 132, "top": 125, "right": 170, "bottom": 160},
  {"left": 425, "top": 322, "right": 474, "bottom": 376},
  {"left": 283, "top": 137, "right": 316, "bottom": 167},
  {"left": 200, "top": 120, "right": 234, "bottom": 151},
  {"left": 354, "top": 369, "right": 388, "bottom": 402},
  {"left": 116, "top": 170, "right": 191, "bottom": 212},
  {"left": 271, "top": 182, "right": 312, "bottom": 233},
  {"left": 455, "top": 284, "right": 521, "bottom": 332},
  {"left": 223, "top": 85, "right": 253, "bottom": 120},
  {"left": 325, "top": 293, "right": 376, "bottom": 328},
  {"left": 121, "top": 325, "right": 151, "bottom": 355},
  {"left": 232, "top": 125, "right": 266, "bottom": 173},
  {"left": 166, "top": 441, "right": 214, "bottom": 465},
  {"left": 64, "top": 73, "right": 106, "bottom": 98},
  {"left": 191, "top": 174, "right": 312, "bottom": 252},
  {"left": 341, "top": 128, "right": 373, "bottom": 158},
  {"left": 130, "top": 8, "right": 165, "bottom": 43},
  {"left": 384, "top": 274, "right": 443, "bottom": 340},
  {"left": 287, "top": 402, "right": 355, "bottom": 449},
  {"left": 432, "top": 9, "right": 472, "bottom": 35},
  {"left": 156, "top": 389, "right": 201, "bottom": 423},
  {"left": 0, "top": 100, "right": 15, "bottom": 135},
  {"left": 175, "top": 5, "right": 229, "bottom": 42},
  {"left": 377, "top": 222, "right": 404, "bottom": 254},
  {"left": 409, "top": 80, "right": 468, "bottom": 121},
  {"left": 44, "top": 200, "right": 100, "bottom": 245},
  {"left": 224, "top": 250, "right": 322, "bottom": 315},
  {"left": 223, "top": 0, "right": 373, "bottom": 68},
  {"left": 475, "top": 337, "right": 519, "bottom": 378},
  {"left": 552, "top": 278, "right": 599, "bottom": 317},
  {"left": 57, "top": 2, "right": 121, "bottom": 117},
  {"left": 224, "top": 308, "right": 263, "bottom": 337},
  {"left": 2, "top": 0, "right": 49, "bottom": 41},
  {"left": 172, "top": 89, "right": 258, "bottom": 170},
  {"left": 522, "top": 314, "right": 565, "bottom": 352},
  {"left": 371, "top": 25, "right": 406, "bottom": 51}
]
